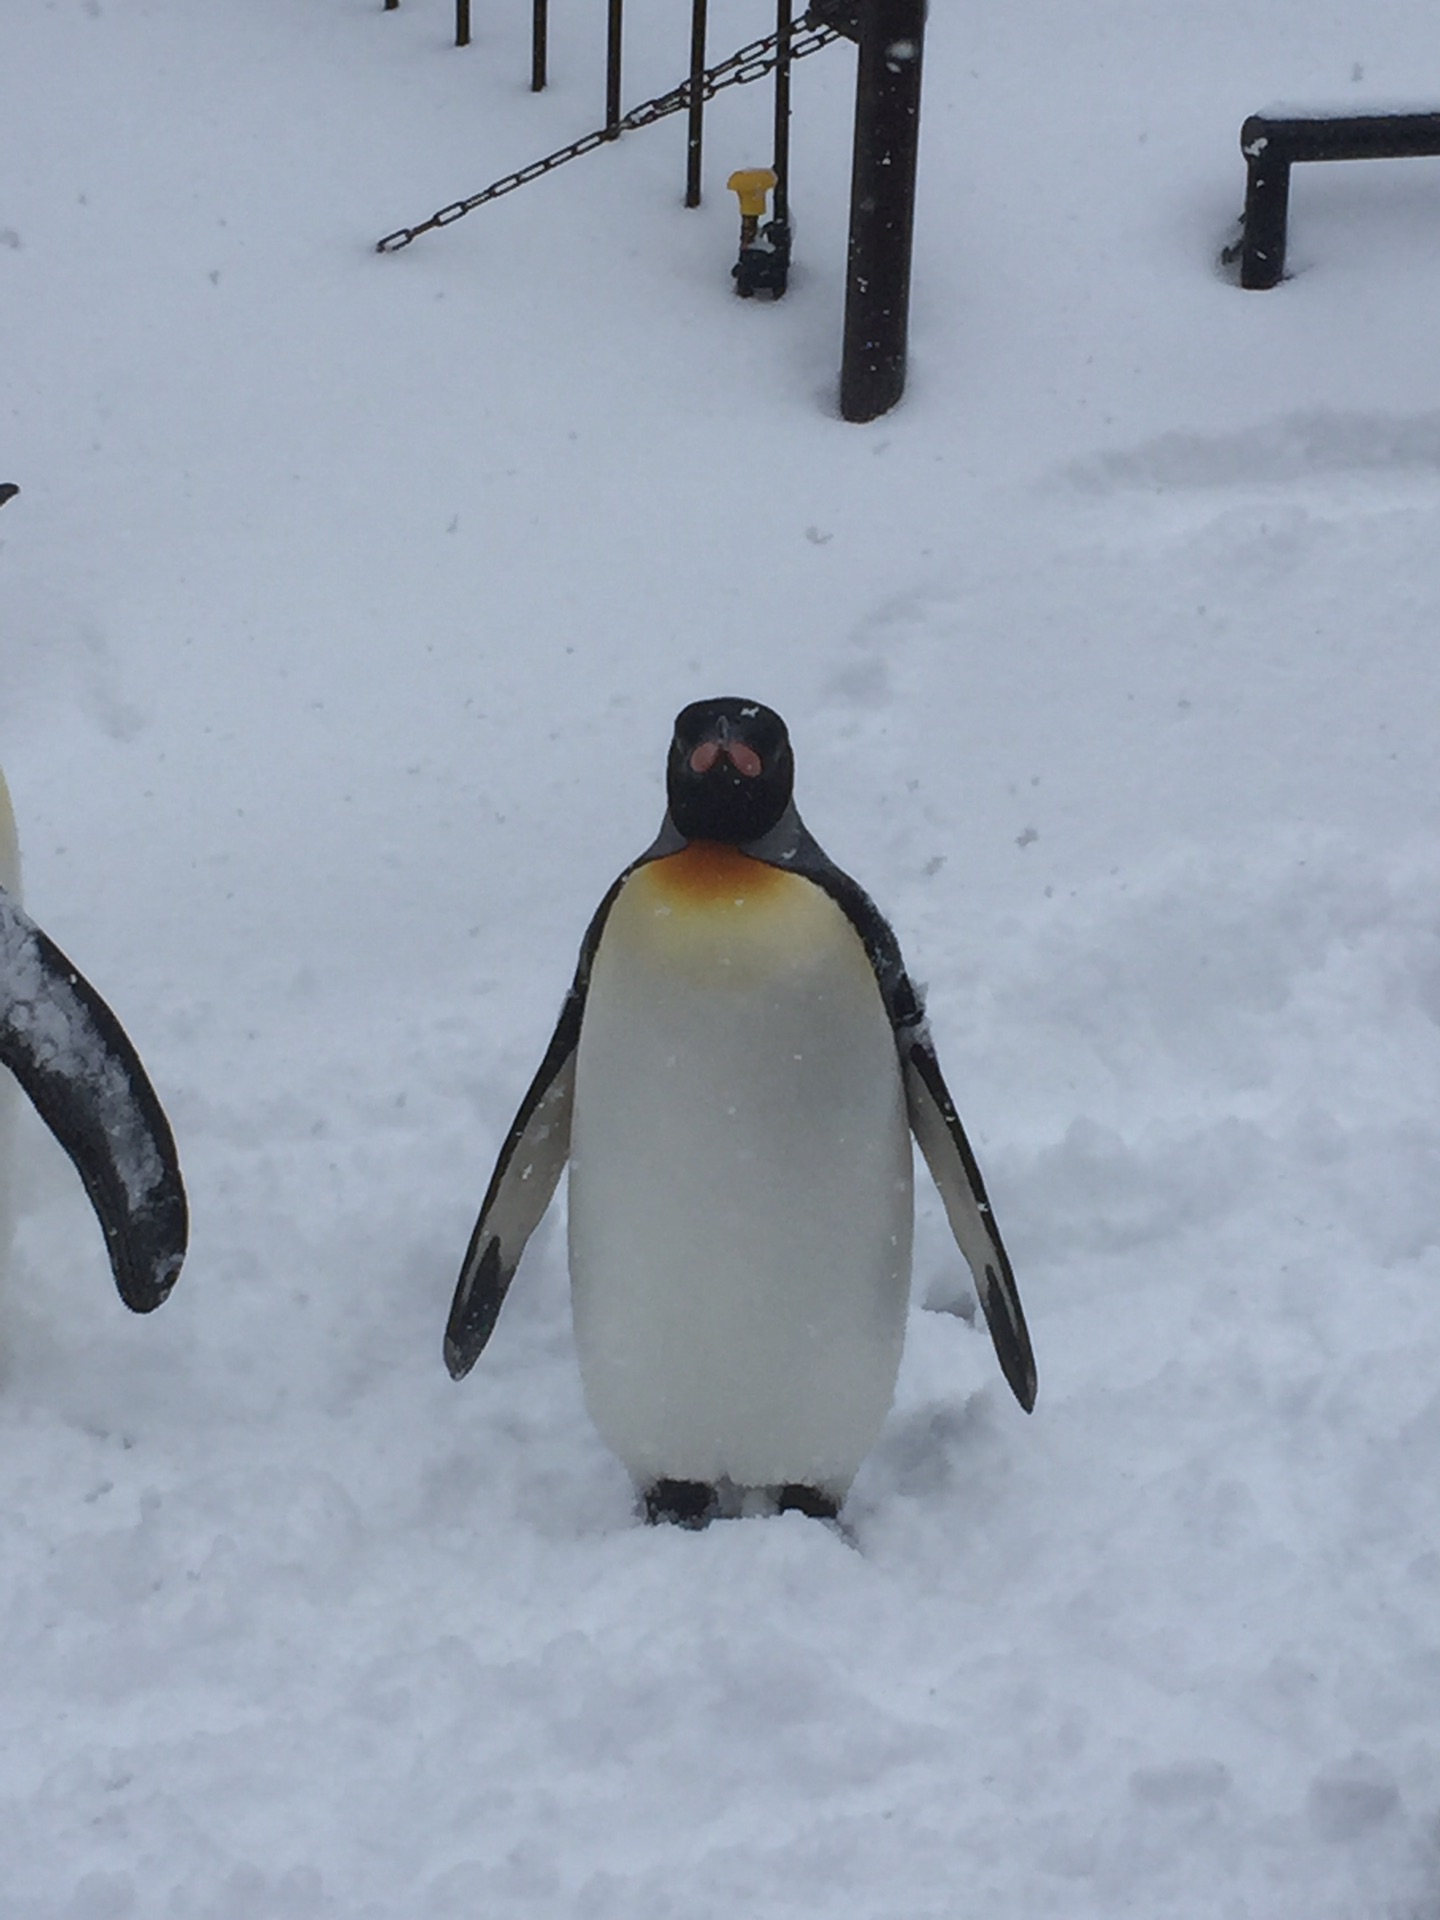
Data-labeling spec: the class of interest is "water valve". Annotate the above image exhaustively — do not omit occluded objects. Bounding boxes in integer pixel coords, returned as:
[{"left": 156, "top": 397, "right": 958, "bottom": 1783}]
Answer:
[{"left": 726, "top": 167, "right": 791, "bottom": 299}]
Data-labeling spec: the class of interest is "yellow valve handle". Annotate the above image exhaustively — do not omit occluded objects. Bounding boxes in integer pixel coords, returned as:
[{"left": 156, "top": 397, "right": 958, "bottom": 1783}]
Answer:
[{"left": 727, "top": 168, "right": 777, "bottom": 220}]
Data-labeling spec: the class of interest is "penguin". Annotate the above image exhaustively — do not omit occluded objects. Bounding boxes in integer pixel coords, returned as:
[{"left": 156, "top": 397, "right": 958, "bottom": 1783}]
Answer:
[
  {"left": 0, "top": 759, "right": 187, "bottom": 1314},
  {"left": 445, "top": 698, "right": 1035, "bottom": 1524}
]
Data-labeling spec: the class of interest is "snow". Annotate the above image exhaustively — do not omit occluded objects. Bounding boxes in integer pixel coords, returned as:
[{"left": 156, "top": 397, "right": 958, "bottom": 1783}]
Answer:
[{"left": 3, "top": 0, "right": 1440, "bottom": 1913}]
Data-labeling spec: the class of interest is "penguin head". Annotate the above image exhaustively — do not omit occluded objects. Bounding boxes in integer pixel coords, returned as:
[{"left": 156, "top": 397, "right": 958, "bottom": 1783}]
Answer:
[{"left": 666, "top": 699, "right": 794, "bottom": 845}]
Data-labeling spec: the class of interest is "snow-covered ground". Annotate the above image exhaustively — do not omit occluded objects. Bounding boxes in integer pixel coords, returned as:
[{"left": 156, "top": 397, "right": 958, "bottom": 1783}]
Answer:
[{"left": 4, "top": 0, "right": 1440, "bottom": 1913}]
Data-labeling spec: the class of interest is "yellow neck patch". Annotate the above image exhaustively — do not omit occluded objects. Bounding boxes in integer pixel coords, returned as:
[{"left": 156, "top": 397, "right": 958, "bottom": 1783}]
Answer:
[
  {"left": 636, "top": 842, "right": 787, "bottom": 911},
  {"left": 605, "top": 841, "right": 862, "bottom": 990}
]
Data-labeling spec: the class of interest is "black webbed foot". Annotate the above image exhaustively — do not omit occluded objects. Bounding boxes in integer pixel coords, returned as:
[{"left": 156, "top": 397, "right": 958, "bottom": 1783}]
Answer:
[{"left": 643, "top": 1480, "right": 720, "bottom": 1528}]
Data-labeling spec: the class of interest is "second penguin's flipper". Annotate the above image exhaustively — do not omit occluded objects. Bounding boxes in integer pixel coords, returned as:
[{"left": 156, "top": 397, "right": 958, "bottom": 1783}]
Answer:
[
  {"left": 0, "top": 888, "right": 187, "bottom": 1312},
  {"left": 903, "top": 1036, "right": 1037, "bottom": 1413},
  {"left": 444, "top": 994, "right": 580, "bottom": 1379}
]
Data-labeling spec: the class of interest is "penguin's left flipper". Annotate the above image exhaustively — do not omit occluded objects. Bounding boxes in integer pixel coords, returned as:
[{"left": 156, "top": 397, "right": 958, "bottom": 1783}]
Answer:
[
  {"left": 444, "top": 992, "right": 580, "bottom": 1380},
  {"left": 749, "top": 826, "right": 1037, "bottom": 1413},
  {"left": 903, "top": 1036, "right": 1037, "bottom": 1413},
  {"left": 0, "top": 888, "right": 187, "bottom": 1312}
]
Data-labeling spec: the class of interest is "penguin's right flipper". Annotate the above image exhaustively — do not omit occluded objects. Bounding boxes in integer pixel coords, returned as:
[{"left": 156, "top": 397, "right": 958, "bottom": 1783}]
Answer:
[
  {"left": 444, "top": 994, "right": 580, "bottom": 1379},
  {"left": 445, "top": 867, "right": 644, "bottom": 1381},
  {"left": 0, "top": 887, "right": 187, "bottom": 1312}
]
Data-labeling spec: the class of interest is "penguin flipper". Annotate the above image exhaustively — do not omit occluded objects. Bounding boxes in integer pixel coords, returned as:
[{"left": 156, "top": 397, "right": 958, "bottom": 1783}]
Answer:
[
  {"left": 0, "top": 888, "right": 187, "bottom": 1312},
  {"left": 444, "top": 993, "right": 580, "bottom": 1379},
  {"left": 446, "top": 867, "right": 645, "bottom": 1381},
  {"left": 903, "top": 1037, "right": 1037, "bottom": 1413}
]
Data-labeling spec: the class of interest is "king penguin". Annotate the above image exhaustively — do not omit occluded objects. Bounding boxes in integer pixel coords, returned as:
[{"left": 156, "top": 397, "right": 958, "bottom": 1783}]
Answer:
[
  {"left": 0, "top": 759, "right": 187, "bottom": 1314},
  {"left": 445, "top": 698, "right": 1035, "bottom": 1524}
]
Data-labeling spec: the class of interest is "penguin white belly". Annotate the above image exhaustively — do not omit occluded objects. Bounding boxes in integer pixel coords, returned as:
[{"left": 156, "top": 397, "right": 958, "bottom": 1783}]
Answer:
[{"left": 569, "top": 844, "right": 913, "bottom": 1498}]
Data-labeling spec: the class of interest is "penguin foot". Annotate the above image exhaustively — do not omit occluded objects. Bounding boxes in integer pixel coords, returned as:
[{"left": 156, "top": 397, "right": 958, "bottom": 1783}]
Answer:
[
  {"left": 775, "top": 1483, "right": 840, "bottom": 1522},
  {"left": 644, "top": 1479, "right": 719, "bottom": 1528}
]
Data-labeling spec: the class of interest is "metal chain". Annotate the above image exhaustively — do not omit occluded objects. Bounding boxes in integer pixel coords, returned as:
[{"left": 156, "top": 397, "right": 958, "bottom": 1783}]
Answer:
[{"left": 375, "top": 22, "right": 841, "bottom": 253}]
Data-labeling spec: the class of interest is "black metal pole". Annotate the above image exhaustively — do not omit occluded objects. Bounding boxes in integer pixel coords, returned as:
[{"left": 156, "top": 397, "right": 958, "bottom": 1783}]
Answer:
[
  {"left": 455, "top": 0, "right": 471, "bottom": 48},
  {"left": 685, "top": 0, "right": 708, "bottom": 206},
  {"left": 773, "top": 0, "right": 792, "bottom": 228},
  {"left": 532, "top": 0, "right": 548, "bottom": 90},
  {"left": 606, "top": 0, "right": 624, "bottom": 139},
  {"left": 839, "top": 0, "right": 926, "bottom": 422},
  {"left": 1236, "top": 110, "right": 1440, "bottom": 290},
  {"left": 1239, "top": 153, "right": 1290, "bottom": 288}
]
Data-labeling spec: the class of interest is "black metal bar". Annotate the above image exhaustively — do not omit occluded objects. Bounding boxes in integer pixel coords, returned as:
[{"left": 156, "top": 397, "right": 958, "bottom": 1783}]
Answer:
[
  {"left": 1240, "top": 153, "right": 1291, "bottom": 288},
  {"left": 773, "top": 0, "right": 793, "bottom": 228},
  {"left": 606, "top": 0, "right": 624, "bottom": 139},
  {"left": 1238, "top": 110, "right": 1440, "bottom": 289},
  {"left": 455, "top": 0, "right": 471, "bottom": 47},
  {"left": 685, "top": 0, "right": 708, "bottom": 206},
  {"left": 1244, "top": 109, "right": 1440, "bottom": 165},
  {"left": 532, "top": 0, "right": 548, "bottom": 90},
  {"left": 840, "top": 0, "right": 926, "bottom": 422}
]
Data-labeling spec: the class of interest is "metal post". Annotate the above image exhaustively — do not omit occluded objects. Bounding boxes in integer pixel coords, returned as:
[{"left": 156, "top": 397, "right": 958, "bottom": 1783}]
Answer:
[
  {"left": 532, "top": 0, "right": 548, "bottom": 90},
  {"left": 1239, "top": 153, "right": 1290, "bottom": 288},
  {"left": 685, "top": 0, "right": 708, "bottom": 206},
  {"left": 455, "top": 0, "right": 471, "bottom": 47},
  {"left": 773, "top": 0, "right": 792, "bottom": 228},
  {"left": 1236, "top": 110, "right": 1440, "bottom": 290},
  {"left": 606, "top": 0, "right": 624, "bottom": 139},
  {"left": 839, "top": 0, "right": 926, "bottom": 422}
]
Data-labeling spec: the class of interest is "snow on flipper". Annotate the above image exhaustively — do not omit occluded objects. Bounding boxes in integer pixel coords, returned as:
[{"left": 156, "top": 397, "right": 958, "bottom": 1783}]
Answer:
[
  {"left": 0, "top": 886, "right": 187, "bottom": 1312},
  {"left": 903, "top": 1037, "right": 1036, "bottom": 1412}
]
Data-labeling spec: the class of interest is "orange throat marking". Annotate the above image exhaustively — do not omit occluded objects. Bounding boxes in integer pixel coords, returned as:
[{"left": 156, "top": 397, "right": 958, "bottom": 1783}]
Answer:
[{"left": 642, "top": 841, "right": 787, "bottom": 909}]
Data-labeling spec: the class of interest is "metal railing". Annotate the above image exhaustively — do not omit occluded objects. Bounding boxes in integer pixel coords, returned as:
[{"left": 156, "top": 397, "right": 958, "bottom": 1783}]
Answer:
[{"left": 377, "top": 0, "right": 926, "bottom": 421}]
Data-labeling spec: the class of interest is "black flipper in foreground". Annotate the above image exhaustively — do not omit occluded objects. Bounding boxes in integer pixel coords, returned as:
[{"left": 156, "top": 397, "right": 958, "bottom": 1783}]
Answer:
[{"left": 0, "top": 886, "right": 187, "bottom": 1311}]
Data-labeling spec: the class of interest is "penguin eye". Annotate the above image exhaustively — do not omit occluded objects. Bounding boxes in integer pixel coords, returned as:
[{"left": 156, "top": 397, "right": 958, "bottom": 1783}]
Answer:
[{"left": 690, "top": 741, "right": 721, "bottom": 774}]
